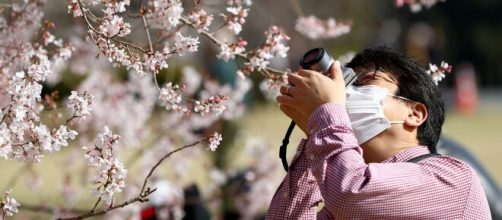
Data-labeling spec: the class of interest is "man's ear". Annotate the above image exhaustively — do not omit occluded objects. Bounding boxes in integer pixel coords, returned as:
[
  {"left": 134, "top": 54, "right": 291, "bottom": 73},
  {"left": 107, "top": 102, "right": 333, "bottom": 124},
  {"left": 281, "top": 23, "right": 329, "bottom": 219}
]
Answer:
[{"left": 404, "top": 102, "right": 428, "bottom": 128}]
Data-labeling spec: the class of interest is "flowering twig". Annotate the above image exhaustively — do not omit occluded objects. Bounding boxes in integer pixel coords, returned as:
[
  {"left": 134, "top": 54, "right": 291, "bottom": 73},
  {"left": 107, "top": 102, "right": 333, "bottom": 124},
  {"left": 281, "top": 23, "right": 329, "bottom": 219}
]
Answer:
[
  {"left": 141, "top": 13, "right": 153, "bottom": 53},
  {"left": 426, "top": 61, "right": 452, "bottom": 85},
  {"left": 180, "top": 17, "right": 287, "bottom": 76},
  {"left": 75, "top": 0, "right": 147, "bottom": 54},
  {"left": 57, "top": 134, "right": 221, "bottom": 220}
]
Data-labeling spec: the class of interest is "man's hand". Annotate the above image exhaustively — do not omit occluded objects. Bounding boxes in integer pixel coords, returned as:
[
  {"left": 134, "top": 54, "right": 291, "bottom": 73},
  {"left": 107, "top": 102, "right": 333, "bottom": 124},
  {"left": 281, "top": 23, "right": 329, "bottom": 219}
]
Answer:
[{"left": 277, "top": 60, "right": 346, "bottom": 135}]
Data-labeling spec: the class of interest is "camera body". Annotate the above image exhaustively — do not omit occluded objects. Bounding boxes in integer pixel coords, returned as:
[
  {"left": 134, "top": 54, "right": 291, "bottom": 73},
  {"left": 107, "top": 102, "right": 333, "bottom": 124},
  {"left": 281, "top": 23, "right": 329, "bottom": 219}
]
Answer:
[
  {"left": 299, "top": 48, "right": 357, "bottom": 87},
  {"left": 279, "top": 48, "right": 356, "bottom": 172}
]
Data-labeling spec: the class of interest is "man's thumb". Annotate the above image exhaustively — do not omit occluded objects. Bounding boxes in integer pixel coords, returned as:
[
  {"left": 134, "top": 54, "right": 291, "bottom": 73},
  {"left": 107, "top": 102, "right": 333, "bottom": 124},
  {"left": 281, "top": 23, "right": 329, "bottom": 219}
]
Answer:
[{"left": 330, "top": 60, "right": 343, "bottom": 80}]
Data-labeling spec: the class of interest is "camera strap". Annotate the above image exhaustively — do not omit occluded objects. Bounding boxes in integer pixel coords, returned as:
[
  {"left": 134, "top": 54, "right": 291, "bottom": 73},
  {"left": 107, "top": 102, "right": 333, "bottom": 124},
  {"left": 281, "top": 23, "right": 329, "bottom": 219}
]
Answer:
[
  {"left": 279, "top": 121, "right": 296, "bottom": 171},
  {"left": 406, "top": 153, "right": 440, "bottom": 163}
]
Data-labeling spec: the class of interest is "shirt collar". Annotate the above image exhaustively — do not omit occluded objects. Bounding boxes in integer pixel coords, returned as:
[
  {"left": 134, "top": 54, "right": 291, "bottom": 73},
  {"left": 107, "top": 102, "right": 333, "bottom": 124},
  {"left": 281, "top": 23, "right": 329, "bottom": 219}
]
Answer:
[{"left": 381, "top": 145, "right": 431, "bottom": 163}]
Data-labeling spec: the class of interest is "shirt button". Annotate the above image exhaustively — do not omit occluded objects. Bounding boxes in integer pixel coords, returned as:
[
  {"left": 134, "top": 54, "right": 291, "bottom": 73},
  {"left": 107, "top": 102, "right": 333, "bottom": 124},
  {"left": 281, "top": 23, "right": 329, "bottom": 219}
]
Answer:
[{"left": 283, "top": 192, "right": 289, "bottom": 198}]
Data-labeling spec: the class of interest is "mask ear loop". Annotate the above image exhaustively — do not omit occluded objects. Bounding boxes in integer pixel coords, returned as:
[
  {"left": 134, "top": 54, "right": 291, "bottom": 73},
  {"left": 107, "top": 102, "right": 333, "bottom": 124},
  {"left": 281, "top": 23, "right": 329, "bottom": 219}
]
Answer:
[
  {"left": 389, "top": 121, "right": 405, "bottom": 124},
  {"left": 388, "top": 94, "right": 415, "bottom": 102},
  {"left": 388, "top": 94, "right": 427, "bottom": 110},
  {"left": 386, "top": 95, "right": 420, "bottom": 124}
]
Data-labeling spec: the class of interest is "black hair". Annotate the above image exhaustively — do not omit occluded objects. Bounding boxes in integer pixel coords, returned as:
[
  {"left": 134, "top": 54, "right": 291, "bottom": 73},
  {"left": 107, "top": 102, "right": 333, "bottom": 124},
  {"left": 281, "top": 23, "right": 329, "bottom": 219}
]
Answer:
[{"left": 346, "top": 46, "right": 445, "bottom": 152}]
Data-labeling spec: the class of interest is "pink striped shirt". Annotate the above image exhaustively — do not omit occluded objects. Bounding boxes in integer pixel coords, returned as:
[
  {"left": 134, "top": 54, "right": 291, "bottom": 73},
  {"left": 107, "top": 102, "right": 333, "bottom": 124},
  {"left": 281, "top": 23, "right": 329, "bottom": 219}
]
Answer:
[{"left": 266, "top": 103, "right": 491, "bottom": 219}]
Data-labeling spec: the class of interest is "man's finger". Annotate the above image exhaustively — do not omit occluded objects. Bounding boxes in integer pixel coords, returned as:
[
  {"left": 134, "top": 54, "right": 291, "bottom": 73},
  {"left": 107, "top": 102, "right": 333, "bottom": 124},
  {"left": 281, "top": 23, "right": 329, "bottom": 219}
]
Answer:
[
  {"left": 287, "top": 73, "right": 306, "bottom": 87},
  {"left": 297, "top": 69, "right": 316, "bottom": 77},
  {"left": 287, "top": 86, "right": 302, "bottom": 97},
  {"left": 330, "top": 60, "right": 343, "bottom": 80},
  {"left": 276, "top": 94, "right": 295, "bottom": 106},
  {"left": 279, "top": 85, "right": 294, "bottom": 97}
]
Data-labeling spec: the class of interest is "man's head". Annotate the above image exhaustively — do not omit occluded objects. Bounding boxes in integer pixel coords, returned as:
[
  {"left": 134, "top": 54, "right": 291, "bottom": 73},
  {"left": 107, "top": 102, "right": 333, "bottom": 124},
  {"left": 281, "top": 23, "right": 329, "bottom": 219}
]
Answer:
[{"left": 346, "top": 46, "right": 445, "bottom": 154}]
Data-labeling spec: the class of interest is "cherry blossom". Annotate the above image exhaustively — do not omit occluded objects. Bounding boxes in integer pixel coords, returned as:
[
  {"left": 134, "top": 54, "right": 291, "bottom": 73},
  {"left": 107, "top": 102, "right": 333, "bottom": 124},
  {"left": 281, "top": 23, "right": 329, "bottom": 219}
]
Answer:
[
  {"left": 395, "top": 0, "right": 447, "bottom": 12},
  {"left": 217, "top": 39, "right": 248, "bottom": 62},
  {"left": 0, "top": 0, "right": 77, "bottom": 164},
  {"left": 194, "top": 94, "right": 229, "bottom": 116},
  {"left": 83, "top": 126, "right": 126, "bottom": 205},
  {"left": 98, "top": 15, "right": 131, "bottom": 38},
  {"left": 103, "top": 0, "right": 130, "bottom": 15},
  {"left": 52, "top": 125, "right": 78, "bottom": 151},
  {"left": 147, "top": 0, "right": 184, "bottom": 30},
  {"left": 245, "top": 26, "right": 290, "bottom": 72},
  {"left": 144, "top": 51, "right": 169, "bottom": 74},
  {"left": 188, "top": 8, "right": 214, "bottom": 32},
  {"left": 172, "top": 32, "right": 200, "bottom": 56},
  {"left": 259, "top": 73, "right": 288, "bottom": 101},
  {"left": 426, "top": 61, "right": 453, "bottom": 85},
  {"left": 208, "top": 132, "right": 222, "bottom": 151},
  {"left": 1, "top": 190, "right": 20, "bottom": 217},
  {"left": 159, "top": 82, "right": 185, "bottom": 112},
  {"left": 221, "top": 0, "right": 250, "bottom": 35},
  {"left": 0, "top": 123, "right": 11, "bottom": 159},
  {"left": 76, "top": 71, "right": 157, "bottom": 148},
  {"left": 0, "top": 0, "right": 385, "bottom": 218},
  {"left": 67, "top": 0, "right": 84, "bottom": 17},
  {"left": 67, "top": 91, "right": 94, "bottom": 120},
  {"left": 295, "top": 15, "right": 351, "bottom": 40}
]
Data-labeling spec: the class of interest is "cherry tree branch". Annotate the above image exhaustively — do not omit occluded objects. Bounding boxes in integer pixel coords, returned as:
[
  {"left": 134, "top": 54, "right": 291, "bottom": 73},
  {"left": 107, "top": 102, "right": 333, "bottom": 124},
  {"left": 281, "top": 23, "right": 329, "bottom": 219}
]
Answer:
[
  {"left": 56, "top": 136, "right": 212, "bottom": 220},
  {"left": 290, "top": 0, "right": 305, "bottom": 17},
  {"left": 141, "top": 13, "right": 153, "bottom": 53},
  {"left": 75, "top": 0, "right": 147, "bottom": 54},
  {"left": 179, "top": 17, "right": 287, "bottom": 76}
]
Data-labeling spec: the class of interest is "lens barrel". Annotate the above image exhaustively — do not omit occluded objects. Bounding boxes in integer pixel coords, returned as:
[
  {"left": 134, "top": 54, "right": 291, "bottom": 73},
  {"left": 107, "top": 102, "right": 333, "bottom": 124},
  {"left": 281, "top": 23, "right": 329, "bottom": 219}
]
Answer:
[{"left": 300, "top": 48, "right": 334, "bottom": 74}]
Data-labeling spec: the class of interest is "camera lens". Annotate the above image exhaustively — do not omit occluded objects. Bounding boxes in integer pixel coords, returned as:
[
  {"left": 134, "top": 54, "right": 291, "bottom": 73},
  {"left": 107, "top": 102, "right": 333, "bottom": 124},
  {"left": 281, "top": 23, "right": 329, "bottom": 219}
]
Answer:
[{"left": 300, "top": 48, "right": 325, "bottom": 69}]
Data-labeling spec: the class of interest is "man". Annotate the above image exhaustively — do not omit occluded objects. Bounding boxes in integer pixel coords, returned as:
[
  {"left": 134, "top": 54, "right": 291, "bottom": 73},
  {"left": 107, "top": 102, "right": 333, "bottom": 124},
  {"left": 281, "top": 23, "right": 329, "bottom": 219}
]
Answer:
[{"left": 267, "top": 47, "right": 491, "bottom": 219}]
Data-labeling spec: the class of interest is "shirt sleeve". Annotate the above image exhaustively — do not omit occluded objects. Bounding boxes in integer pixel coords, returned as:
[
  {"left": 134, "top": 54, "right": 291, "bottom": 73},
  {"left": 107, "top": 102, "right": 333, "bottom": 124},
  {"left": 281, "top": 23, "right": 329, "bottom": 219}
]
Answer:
[
  {"left": 304, "top": 103, "right": 479, "bottom": 219},
  {"left": 266, "top": 140, "right": 326, "bottom": 219}
]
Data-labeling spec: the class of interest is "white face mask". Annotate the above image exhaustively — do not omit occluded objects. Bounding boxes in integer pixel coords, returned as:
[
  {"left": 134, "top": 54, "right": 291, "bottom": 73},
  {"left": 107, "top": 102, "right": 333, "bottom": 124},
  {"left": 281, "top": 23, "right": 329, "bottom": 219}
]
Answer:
[{"left": 345, "top": 85, "right": 407, "bottom": 145}]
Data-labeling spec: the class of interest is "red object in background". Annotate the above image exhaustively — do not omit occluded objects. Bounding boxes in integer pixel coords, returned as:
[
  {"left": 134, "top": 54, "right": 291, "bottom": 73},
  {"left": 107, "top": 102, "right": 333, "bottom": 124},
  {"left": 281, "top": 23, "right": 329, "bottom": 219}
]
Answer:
[
  {"left": 455, "top": 63, "right": 479, "bottom": 115},
  {"left": 140, "top": 206, "right": 157, "bottom": 220}
]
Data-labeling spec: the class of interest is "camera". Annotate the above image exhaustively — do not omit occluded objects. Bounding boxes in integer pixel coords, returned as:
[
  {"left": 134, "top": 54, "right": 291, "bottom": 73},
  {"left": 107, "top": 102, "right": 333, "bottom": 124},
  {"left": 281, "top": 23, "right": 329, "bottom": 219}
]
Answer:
[
  {"left": 279, "top": 48, "right": 357, "bottom": 172},
  {"left": 299, "top": 48, "right": 357, "bottom": 87}
]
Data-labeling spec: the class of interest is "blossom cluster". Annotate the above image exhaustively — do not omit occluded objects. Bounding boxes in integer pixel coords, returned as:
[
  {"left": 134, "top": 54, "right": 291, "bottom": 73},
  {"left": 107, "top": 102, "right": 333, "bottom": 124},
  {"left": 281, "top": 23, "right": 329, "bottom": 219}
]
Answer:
[
  {"left": 188, "top": 8, "right": 214, "bottom": 32},
  {"left": 259, "top": 73, "right": 289, "bottom": 101},
  {"left": 67, "top": 91, "right": 94, "bottom": 120},
  {"left": 67, "top": 0, "right": 202, "bottom": 77},
  {"left": 208, "top": 132, "right": 222, "bottom": 151},
  {"left": 159, "top": 82, "right": 231, "bottom": 117},
  {"left": 159, "top": 82, "right": 186, "bottom": 112},
  {"left": 68, "top": 0, "right": 130, "bottom": 17},
  {"left": 170, "top": 32, "right": 200, "bottom": 56},
  {"left": 0, "top": 1, "right": 78, "bottom": 163},
  {"left": 221, "top": 0, "right": 252, "bottom": 34},
  {"left": 194, "top": 95, "right": 230, "bottom": 116},
  {"left": 75, "top": 70, "right": 157, "bottom": 149},
  {"left": 147, "top": 0, "right": 183, "bottom": 30},
  {"left": 4, "top": 0, "right": 297, "bottom": 218},
  {"left": 394, "top": 0, "right": 447, "bottom": 12},
  {"left": 89, "top": 30, "right": 199, "bottom": 76},
  {"left": 98, "top": 15, "right": 131, "bottom": 38},
  {"left": 426, "top": 61, "right": 453, "bottom": 85},
  {"left": 66, "top": 0, "right": 290, "bottom": 88},
  {"left": 0, "top": 190, "right": 20, "bottom": 217},
  {"left": 239, "top": 26, "right": 290, "bottom": 78},
  {"left": 295, "top": 15, "right": 351, "bottom": 40},
  {"left": 217, "top": 39, "right": 248, "bottom": 62},
  {"left": 83, "top": 126, "right": 127, "bottom": 205}
]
